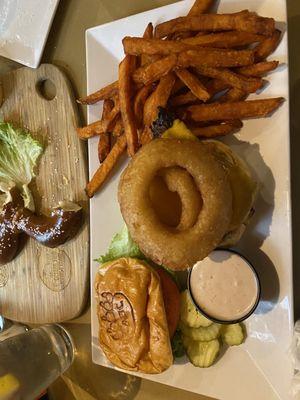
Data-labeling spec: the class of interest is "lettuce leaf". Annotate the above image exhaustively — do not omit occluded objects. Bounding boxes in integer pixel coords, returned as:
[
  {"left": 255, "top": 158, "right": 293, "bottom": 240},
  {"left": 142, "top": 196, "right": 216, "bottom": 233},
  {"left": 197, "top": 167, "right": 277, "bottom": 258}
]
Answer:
[
  {"left": 95, "top": 225, "right": 144, "bottom": 264},
  {"left": 0, "top": 120, "right": 43, "bottom": 210},
  {"left": 95, "top": 226, "right": 180, "bottom": 288}
]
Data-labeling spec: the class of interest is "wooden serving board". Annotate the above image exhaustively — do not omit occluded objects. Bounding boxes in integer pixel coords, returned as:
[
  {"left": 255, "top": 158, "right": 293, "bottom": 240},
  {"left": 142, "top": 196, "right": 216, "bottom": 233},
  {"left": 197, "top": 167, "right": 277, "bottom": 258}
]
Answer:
[{"left": 0, "top": 64, "right": 89, "bottom": 323}]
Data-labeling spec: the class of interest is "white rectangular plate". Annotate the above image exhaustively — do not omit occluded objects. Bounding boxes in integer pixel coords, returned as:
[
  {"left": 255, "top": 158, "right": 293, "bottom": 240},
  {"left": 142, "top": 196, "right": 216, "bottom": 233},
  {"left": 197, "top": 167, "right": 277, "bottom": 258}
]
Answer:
[
  {"left": 0, "top": 0, "right": 59, "bottom": 68},
  {"left": 87, "top": 1, "right": 293, "bottom": 399}
]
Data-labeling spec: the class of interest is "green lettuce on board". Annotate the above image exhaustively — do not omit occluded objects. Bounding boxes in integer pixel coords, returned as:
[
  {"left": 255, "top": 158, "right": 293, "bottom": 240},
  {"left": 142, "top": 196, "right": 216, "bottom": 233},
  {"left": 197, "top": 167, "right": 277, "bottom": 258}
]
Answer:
[{"left": 0, "top": 120, "right": 43, "bottom": 211}]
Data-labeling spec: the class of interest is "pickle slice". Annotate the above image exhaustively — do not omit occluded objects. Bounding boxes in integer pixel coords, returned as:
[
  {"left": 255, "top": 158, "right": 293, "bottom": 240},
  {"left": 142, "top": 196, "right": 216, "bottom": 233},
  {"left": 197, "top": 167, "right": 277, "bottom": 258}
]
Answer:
[
  {"left": 180, "top": 290, "right": 212, "bottom": 328},
  {"left": 185, "top": 338, "right": 220, "bottom": 368},
  {"left": 182, "top": 334, "right": 191, "bottom": 350},
  {"left": 182, "top": 323, "right": 221, "bottom": 341},
  {"left": 221, "top": 323, "right": 244, "bottom": 346}
]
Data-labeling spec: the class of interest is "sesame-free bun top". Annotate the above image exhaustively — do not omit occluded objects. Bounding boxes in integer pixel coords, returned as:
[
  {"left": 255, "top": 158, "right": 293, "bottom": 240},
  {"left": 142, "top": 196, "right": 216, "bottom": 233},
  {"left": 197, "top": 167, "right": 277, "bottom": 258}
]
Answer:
[{"left": 95, "top": 257, "right": 173, "bottom": 374}]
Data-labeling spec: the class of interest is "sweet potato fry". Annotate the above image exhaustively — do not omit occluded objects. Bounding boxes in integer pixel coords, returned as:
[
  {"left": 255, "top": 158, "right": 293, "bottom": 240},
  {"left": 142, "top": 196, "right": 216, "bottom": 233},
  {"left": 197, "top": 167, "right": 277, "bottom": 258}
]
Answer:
[
  {"left": 195, "top": 65, "right": 263, "bottom": 93},
  {"left": 103, "top": 96, "right": 120, "bottom": 123},
  {"left": 155, "top": 13, "right": 275, "bottom": 38},
  {"left": 98, "top": 99, "right": 113, "bottom": 162},
  {"left": 205, "top": 79, "right": 229, "bottom": 96},
  {"left": 139, "top": 126, "right": 153, "bottom": 145},
  {"left": 181, "top": 97, "right": 284, "bottom": 121},
  {"left": 175, "top": 69, "right": 210, "bottom": 102},
  {"left": 142, "top": 22, "right": 153, "bottom": 39},
  {"left": 86, "top": 135, "right": 127, "bottom": 198},
  {"left": 123, "top": 37, "right": 201, "bottom": 56},
  {"left": 178, "top": 48, "right": 254, "bottom": 68},
  {"left": 171, "top": 78, "right": 187, "bottom": 95},
  {"left": 112, "top": 116, "right": 124, "bottom": 137},
  {"left": 119, "top": 55, "right": 139, "bottom": 156},
  {"left": 141, "top": 23, "right": 161, "bottom": 66},
  {"left": 132, "top": 54, "right": 177, "bottom": 85},
  {"left": 255, "top": 29, "right": 281, "bottom": 61},
  {"left": 182, "top": 31, "right": 264, "bottom": 48},
  {"left": 78, "top": 81, "right": 118, "bottom": 105},
  {"left": 169, "top": 0, "right": 213, "bottom": 40},
  {"left": 133, "top": 49, "right": 253, "bottom": 85},
  {"left": 143, "top": 73, "right": 176, "bottom": 126},
  {"left": 77, "top": 99, "right": 120, "bottom": 139},
  {"left": 181, "top": 17, "right": 237, "bottom": 39},
  {"left": 218, "top": 87, "right": 247, "bottom": 102},
  {"left": 77, "top": 120, "right": 105, "bottom": 139},
  {"left": 189, "top": 120, "right": 243, "bottom": 137},
  {"left": 170, "top": 90, "right": 199, "bottom": 106},
  {"left": 236, "top": 60, "right": 279, "bottom": 77},
  {"left": 188, "top": 0, "right": 215, "bottom": 15},
  {"left": 103, "top": 96, "right": 120, "bottom": 129},
  {"left": 134, "top": 84, "right": 155, "bottom": 128},
  {"left": 169, "top": 31, "right": 195, "bottom": 40}
]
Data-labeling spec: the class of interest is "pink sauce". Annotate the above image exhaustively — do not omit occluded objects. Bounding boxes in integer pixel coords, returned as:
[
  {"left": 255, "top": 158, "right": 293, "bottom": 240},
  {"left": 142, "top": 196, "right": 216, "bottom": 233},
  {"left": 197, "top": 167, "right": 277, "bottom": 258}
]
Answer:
[{"left": 190, "top": 250, "right": 259, "bottom": 321}]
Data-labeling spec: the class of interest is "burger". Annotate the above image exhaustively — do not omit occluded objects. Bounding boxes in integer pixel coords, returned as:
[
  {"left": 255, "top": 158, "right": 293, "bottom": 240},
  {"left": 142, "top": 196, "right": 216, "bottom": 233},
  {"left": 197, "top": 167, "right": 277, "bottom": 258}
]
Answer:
[
  {"left": 207, "top": 139, "right": 258, "bottom": 247},
  {"left": 118, "top": 118, "right": 258, "bottom": 270},
  {"left": 95, "top": 257, "right": 180, "bottom": 374},
  {"left": 151, "top": 111, "right": 258, "bottom": 248}
]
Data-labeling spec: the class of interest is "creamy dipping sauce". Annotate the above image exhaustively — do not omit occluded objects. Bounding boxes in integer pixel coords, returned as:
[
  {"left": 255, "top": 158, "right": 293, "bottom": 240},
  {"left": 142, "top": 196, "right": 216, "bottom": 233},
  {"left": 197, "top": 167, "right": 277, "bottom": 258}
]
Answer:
[{"left": 189, "top": 250, "right": 259, "bottom": 322}]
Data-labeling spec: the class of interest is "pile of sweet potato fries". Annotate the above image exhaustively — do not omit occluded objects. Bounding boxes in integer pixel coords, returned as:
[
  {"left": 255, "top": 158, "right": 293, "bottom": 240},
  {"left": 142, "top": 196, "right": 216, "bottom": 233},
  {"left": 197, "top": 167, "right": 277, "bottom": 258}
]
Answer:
[{"left": 77, "top": 0, "right": 284, "bottom": 197}]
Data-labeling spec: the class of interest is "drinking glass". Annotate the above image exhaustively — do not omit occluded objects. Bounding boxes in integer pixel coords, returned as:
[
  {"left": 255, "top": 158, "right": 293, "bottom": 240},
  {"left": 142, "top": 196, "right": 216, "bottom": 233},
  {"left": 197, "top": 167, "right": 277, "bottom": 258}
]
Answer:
[
  {"left": 0, "top": 317, "right": 28, "bottom": 342},
  {"left": 0, "top": 324, "right": 74, "bottom": 400}
]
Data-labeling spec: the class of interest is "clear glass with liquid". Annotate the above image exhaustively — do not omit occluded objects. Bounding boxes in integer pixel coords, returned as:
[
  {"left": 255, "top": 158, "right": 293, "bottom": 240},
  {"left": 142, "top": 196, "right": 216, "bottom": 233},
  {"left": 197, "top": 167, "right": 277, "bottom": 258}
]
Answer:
[{"left": 0, "top": 324, "right": 74, "bottom": 400}]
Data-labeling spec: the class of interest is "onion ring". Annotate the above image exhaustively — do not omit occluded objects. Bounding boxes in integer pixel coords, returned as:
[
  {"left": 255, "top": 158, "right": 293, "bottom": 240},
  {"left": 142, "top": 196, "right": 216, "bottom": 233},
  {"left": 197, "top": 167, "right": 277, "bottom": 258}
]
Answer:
[
  {"left": 149, "top": 174, "right": 182, "bottom": 228},
  {"left": 151, "top": 141, "right": 257, "bottom": 244},
  {"left": 118, "top": 139, "right": 232, "bottom": 271},
  {"left": 159, "top": 167, "right": 202, "bottom": 231}
]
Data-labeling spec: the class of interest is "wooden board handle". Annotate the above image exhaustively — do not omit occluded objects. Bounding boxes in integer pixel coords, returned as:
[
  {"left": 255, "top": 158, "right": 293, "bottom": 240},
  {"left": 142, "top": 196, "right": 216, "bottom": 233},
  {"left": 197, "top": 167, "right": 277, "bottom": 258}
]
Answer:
[{"left": 0, "top": 64, "right": 89, "bottom": 323}]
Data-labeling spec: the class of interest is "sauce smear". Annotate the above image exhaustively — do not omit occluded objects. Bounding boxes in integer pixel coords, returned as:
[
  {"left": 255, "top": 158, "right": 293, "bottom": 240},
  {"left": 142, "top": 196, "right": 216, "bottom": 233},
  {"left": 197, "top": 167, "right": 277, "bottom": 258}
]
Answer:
[{"left": 189, "top": 250, "right": 259, "bottom": 322}]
